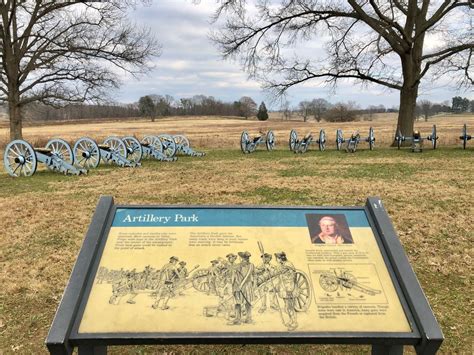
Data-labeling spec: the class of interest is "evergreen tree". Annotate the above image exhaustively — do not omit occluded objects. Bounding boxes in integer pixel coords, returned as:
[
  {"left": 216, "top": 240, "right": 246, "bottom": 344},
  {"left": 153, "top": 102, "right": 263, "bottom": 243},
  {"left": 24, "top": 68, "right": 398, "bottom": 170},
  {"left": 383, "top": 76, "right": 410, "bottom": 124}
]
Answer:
[{"left": 257, "top": 102, "right": 269, "bottom": 121}]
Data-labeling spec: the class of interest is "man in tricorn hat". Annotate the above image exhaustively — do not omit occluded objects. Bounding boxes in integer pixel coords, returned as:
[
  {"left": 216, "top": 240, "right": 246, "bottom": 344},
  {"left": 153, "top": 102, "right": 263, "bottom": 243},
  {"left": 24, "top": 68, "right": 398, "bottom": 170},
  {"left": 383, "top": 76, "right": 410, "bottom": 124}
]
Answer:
[
  {"left": 208, "top": 259, "right": 220, "bottom": 295},
  {"left": 275, "top": 252, "right": 298, "bottom": 330},
  {"left": 255, "top": 253, "right": 278, "bottom": 313},
  {"left": 228, "top": 251, "right": 255, "bottom": 325},
  {"left": 152, "top": 256, "right": 179, "bottom": 310}
]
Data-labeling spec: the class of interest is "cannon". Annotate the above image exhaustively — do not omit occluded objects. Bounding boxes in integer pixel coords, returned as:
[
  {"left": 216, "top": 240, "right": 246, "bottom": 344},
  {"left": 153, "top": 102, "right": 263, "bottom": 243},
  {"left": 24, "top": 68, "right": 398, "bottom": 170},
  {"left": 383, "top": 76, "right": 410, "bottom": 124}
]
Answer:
[
  {"left": 289, "top": 129, "right": 326, "bottom": 153},
  {"left": 395, "top": 124, "right": 438, "bottom": 152},
  {"left": 240, "top": 130, "right": 275, "bottom": 154},
  {"left": 460, "top": 124, "right": 472, "bottom": 149},
  {"left": 3, "top": 138, "right": 87, "bottom": 177},
  {"left": 155, "top": 134, "right": 178, "bottom": 159},
  {"left": 319, "top": 270, "right": 381, "bottom": 296},
  {"left": 191, "top": 266, "right": 312, "bottom": 312},
  {"left": 139, "top": 136, "right": 177, "bottom": 162},
  {"left": 73, "top": 136, "right": 141, "bottom": 168},
  {"left": 336, "top": 127, "right": 375, "bottom": 153},
  {"left": 173, "top": 135, "right": 206, "bottom": 157}
]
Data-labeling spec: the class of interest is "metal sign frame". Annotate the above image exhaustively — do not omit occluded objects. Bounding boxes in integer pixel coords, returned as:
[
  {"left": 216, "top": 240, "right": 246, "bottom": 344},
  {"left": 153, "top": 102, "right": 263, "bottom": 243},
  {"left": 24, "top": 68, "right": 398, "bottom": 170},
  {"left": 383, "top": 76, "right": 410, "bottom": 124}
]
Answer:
[{"left": 45, "top": 196, "right": 443, "bottom": 355}]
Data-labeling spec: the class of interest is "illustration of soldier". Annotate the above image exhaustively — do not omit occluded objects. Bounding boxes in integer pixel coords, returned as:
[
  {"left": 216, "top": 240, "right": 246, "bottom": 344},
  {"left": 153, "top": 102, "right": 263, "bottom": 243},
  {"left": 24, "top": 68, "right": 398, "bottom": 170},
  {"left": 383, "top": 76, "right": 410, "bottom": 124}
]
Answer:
[
  {"left": 152, "top": 256, "right": 180, "bottom": 310},
  {"left": 255, "top": 253, "right": 278, "bottom": 313},
  {"left": 227, "top": 251, "right": 255, "bottom": 325},
  {"left": 207, "top": 260, "right": 220, "bottom": 295},
  {"left": 275, "top": 252, "right": 298, "bottom": 330}
]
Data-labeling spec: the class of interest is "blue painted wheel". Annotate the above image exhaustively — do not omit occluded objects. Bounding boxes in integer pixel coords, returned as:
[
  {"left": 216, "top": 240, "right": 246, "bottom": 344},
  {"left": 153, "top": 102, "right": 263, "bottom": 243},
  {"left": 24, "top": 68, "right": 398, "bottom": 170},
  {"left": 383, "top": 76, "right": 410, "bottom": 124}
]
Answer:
[
  {"left": 319, "top": 129, "right": 326, "bottom": 151},
  {"left": 141, "top": 135, "right": 163, "bottom": 157},
  {"left": 46, "top": 138, "right": 74, "bottom": 165},
  {"left": 289, "top": 129, "right": 298, "bottom": 151},
  {"left": 174, "top": 135, "right": 190, "bottom": 148},
  {"left": 3, "top": 140, "right": 37, "bottom": 177},
  {"left": 122, "top": 136, "right": 143, "bottom": 164},
  {"left": 336, "top": 129, "right": 343, "bottom": 151},
  {"left": 368, "top": 127, "right": 375, "bottom": 150},
  {"left": 157, "top": 134, "right": 177, "bottom": 158},
  {"left": 266, "top": 130, "right": 275, "bottom": 151},
  {"left": 73, "top": 137, "right": 100, "bottom": 168},
  {"left": 241, "top": 131, "right": 250, "bottom": 154}
]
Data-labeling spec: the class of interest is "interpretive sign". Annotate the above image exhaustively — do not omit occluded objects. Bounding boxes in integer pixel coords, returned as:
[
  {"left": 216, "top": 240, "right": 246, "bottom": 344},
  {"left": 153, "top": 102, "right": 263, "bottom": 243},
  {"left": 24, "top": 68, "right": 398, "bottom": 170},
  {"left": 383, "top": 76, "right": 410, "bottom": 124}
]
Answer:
[{"left": 46, "top": 197, "right": 443, "bottom": 355}]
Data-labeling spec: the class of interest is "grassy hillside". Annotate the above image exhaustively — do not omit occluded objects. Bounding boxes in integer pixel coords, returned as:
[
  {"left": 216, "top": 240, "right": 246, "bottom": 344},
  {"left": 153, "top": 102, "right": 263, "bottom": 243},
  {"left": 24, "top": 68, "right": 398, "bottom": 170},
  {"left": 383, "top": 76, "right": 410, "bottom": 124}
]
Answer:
[{"left": 0, "top": 147, "right": 472, "bottom": 353}]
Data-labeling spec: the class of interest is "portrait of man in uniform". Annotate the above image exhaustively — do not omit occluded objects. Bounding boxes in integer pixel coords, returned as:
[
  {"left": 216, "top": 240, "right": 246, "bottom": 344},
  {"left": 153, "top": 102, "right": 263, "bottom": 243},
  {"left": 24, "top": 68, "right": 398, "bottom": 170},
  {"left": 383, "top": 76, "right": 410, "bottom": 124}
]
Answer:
[{"left": 306, "top": 214, "right": 353, "bottom": 244}]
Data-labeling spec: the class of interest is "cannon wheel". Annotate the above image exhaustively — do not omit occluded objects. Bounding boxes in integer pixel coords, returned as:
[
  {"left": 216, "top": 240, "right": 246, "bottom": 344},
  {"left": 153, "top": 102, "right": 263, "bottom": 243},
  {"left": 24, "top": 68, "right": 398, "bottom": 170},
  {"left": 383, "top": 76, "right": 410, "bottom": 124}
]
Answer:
[
  {"left": 319, "top": 129, "right": 326, "bottom": 151},
  {"left": 174, "top": 135, "right": 190, "bottom": 148},
  {"left": 73, "top": 137, "right": 100, "bottom": 168},
  {"left": 294, "top": 270, "right": 312, "bottom": 312},
  {"left": 336, "top": 129, "right": 343, "bottom": 151},
  {"left": 368, "top": 127, "right": 375, "bottom": 150},
  {"left": 319, "top": 273, "right": 339, "bottom": 292},
  {"left": 241, "top": 131, "right": 250, "bottom": 154},
  {"left": 431, "top": 124, "right": 438, "bottom": 149},
  {"left": 157, "top": 134, "right": 177, "bottom": 158},
  {"left": 103, "top": 137, "right": 127, "bottom": 162},
  {"left": 461, "top": 124, "right": 468, "bottom": 149},
  {"left": 395, "top": 129, "right": 403, "bottom": 150},
  {"left": 46, "top": 138, "right": 74, "bottom": 165},
  {"left": 289, "top": 129, "right": 298, "bottom": 152},
  {"left": 3, "top": 140, "right": 37, "bottom": 177},
  {"left": 122, "top": 136, "right": 143, "bottom": 164},
  {"left": 266, "top": 130, "right": 275, "bottom": 151},
  {"left": 192, "top": 269, "right": 210, "bottom": 293},
  {"left": 141, "top": 135, "right": 163, "bottom": 156}
]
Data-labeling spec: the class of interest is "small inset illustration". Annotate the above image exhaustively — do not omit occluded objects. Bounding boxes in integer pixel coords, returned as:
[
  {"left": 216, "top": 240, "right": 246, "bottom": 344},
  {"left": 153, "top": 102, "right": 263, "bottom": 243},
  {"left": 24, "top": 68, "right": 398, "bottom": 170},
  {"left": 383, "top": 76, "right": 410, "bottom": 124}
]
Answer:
[
  {"left": 306, "top": 214, "right": 353, "bottom": 244},
  {"left": 319, "top": 269, "right": 381, "bottom": 296},
  {"left": 309, "top": 265, "right": 387, "bottom": 304}
]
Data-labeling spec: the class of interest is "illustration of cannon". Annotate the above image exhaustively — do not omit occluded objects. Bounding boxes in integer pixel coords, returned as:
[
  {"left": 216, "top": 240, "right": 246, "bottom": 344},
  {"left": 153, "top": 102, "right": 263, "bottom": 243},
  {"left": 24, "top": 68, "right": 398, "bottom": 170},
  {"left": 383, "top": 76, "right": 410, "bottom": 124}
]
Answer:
[
  {"left": 192, "top": 266, "right": 312, "bottom": 312},
  {"left": 319, "top": 270, "right": 381, "bottom": 296}
]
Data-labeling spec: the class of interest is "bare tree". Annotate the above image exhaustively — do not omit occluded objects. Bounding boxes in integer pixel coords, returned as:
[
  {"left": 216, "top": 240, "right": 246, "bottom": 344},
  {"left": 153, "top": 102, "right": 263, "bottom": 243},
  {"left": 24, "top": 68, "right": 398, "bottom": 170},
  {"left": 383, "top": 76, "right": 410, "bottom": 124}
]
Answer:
[
  {"left": 0, "top": 1, "right": 160, "bottom": 139},
  {"left": 418, "top": 99, "right": 433, "bottom": 121},
  {"left": 309, "top": 98, "right": 331, "bottom": 122},
  {"left": 239, "top": 96, "right": 257, "bottom": 118},
  {"left": 213, "top": 0, "right": 473, "bottom": 140},
  {"left": 298, "top": 100, "right": 311, "bottom": 121}
]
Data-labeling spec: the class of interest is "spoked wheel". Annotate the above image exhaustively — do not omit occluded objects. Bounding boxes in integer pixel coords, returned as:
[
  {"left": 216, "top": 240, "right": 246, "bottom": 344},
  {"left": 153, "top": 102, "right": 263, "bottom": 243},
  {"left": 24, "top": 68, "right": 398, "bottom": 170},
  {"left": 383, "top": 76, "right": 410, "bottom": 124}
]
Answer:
[
  {"left": 461, "top": 124, "right": 468, "bottom": 149},
  {"left": 319, "top": 273, "right": 339, "bottom": 292},
  {"left": 122, "top": 136, "right": 143, "bottom": 164},
  {"left": 289, "top": 129, "right": 298, "bottom": 152},
  {"left": 430, "top": 124, "right": 438, "bottom": 149},
  {"left": 46, "top": 138, "right": 74, "bottom": 165},
  {"left": 141, "top": 135, "right": 163, "bottom": 157},
  {"left": 368, "top": 127, "right": 375, "bottom": 150},
  {"left": 103, "top": 137, "right": 127, "bottom": 162},
  {"left": 294, "top": 271, "right": 312, "bottom": 312},
  {"left": 3, "top": 140, "right": 37, "bottom": 177},
  {"left": 336, "top": 129, "right": 343, "bottom": 151},
  {"left": 174, "top": 135, "right": 190, "bottom": 149},
  {"left": 73, "top": 137, "right": 100, "bottom": 168},
  {"left": 192, "top": 269, "right": 210, "bottom": 293},
  {"left": 266, "top": 130, "right": 275, "bottom": 151},
  {"left": 318, "top": 129, "right": 326, "bottom": 151},
  {"left": 157, "top": 134, "right": 177, "bottom": 158},
  {"left": 241, "top": 131, "right": 250, "bottom": 154},
  {"left": 395, "top": 129, "right": 403, "bottom": 150}
]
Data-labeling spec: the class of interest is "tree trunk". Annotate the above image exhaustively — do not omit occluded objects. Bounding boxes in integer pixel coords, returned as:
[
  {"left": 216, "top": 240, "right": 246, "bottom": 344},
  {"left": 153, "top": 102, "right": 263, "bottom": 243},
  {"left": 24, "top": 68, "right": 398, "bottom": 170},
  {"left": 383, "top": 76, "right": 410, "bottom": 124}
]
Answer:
[
  {"left": 9, "top": 101, "right": 23, "bottom": 140},
  {"left": 397, "top": 85, "right": 418, "bottom": 137}
]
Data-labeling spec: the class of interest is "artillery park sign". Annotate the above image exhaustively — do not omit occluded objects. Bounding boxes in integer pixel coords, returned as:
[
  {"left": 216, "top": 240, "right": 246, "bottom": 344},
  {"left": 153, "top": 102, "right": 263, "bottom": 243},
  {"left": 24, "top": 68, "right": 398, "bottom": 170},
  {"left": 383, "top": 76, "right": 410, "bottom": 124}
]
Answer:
[{"left": 46, "top": 197, "right": 443, "bottom": 354}]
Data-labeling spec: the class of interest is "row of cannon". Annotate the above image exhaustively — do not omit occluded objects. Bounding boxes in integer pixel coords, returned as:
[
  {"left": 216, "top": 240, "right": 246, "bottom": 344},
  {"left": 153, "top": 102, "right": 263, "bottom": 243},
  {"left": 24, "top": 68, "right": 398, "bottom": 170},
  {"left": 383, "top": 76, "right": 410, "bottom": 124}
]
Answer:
[
  {"left": 241, "top": 124, "right": 472, "bottom": 154},
  {"left": 3, "top": 134, "right": 205, "bottom": 177}
]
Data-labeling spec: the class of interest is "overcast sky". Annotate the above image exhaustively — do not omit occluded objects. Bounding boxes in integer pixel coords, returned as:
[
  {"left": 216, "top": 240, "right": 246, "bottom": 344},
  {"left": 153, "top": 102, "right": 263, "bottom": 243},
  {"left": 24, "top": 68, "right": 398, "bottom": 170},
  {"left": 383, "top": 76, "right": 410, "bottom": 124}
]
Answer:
[{"left": 114, "top": 1, "right": 472, "bottom": 109}]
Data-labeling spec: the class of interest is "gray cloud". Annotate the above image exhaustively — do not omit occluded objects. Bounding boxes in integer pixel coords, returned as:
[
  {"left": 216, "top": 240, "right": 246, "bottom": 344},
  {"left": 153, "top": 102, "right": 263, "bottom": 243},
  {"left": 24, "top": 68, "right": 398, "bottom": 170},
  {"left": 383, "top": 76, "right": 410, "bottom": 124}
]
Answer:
[{"left": 113, "top": 1, "right": 470, "bottom": 109}]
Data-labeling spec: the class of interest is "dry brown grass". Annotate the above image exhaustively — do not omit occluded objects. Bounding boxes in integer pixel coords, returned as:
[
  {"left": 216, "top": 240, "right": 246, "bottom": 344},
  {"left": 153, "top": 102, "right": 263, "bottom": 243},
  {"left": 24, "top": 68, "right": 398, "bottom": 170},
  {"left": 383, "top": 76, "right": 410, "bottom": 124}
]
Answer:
[
  {"left": 0, "top": 113, "right": 473, "bottom": 149},
  {"left": 0, "top": 115, "right": 473, "bottom": 354}
]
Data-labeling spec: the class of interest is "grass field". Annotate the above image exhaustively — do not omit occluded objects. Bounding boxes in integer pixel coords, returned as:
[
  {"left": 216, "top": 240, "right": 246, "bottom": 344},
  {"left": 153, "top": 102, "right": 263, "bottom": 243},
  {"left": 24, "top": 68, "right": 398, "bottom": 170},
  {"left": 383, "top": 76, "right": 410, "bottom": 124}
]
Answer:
[{"left": 0, "top": 115, "right": 473, "bottom": 354}]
